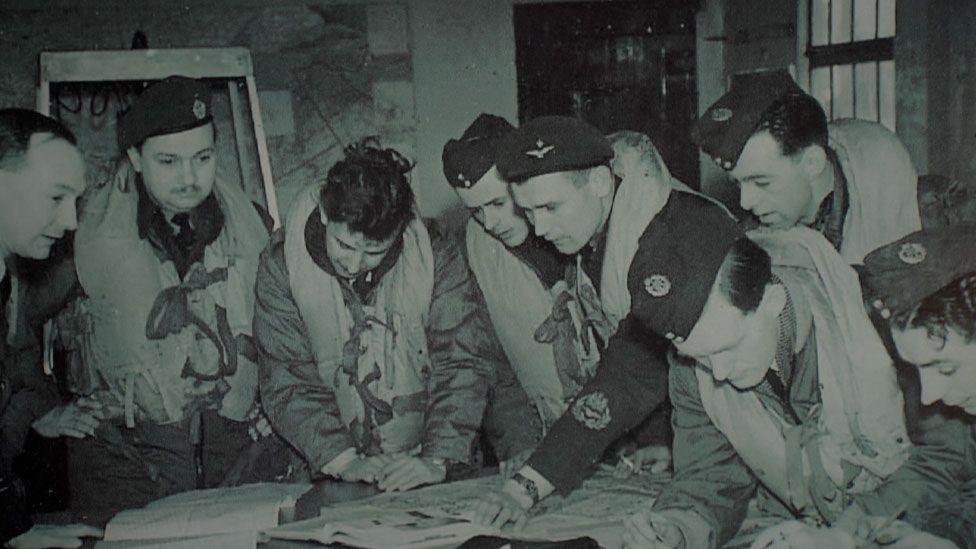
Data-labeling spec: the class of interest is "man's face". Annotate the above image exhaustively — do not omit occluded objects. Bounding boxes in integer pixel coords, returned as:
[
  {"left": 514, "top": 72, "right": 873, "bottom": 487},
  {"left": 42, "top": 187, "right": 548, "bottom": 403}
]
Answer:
[
  {"left": 510, "top": 168, "right": 609, "bottom": 255},
  {"left": 323, "top": 218, "right": 398, "bottom": 280},
  {"left": 127, "top": 123, "right": 216, "bottom": 214},
  {"left": 674, "top": 280, "right": 783, "bottom": 390},
  {"left": 892, "top": 325, "right": 976, "bottom": 414},
  {"left": 0, "top": 134, "right": 85, "bottom": 259},
  {"left": 730, "top": 131, "right": 815, "bottom": 230},
  {"left": 455, "top": 167, "right": 529, "bottom": 248}
]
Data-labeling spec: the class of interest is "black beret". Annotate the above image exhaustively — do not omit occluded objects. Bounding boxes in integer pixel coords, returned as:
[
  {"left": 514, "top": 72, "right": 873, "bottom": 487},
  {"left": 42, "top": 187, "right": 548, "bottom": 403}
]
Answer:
[
  {"left": 862, "top": 225, "right": 976, "bottom": 317},
  {"left": 118, "top": 75, "right": 213, "bottom": 150},
  {"left": 495, "top": 115, "right": 613, "bottom": 182},
  {"left": 629, "top": 192, "right": 743, "bottom": 342},
  {"left": 442, "top": 113, "right": 515, "bottom": 188},
  {"left": 693, "top": 70, "right": 807, "bottom": 170}
]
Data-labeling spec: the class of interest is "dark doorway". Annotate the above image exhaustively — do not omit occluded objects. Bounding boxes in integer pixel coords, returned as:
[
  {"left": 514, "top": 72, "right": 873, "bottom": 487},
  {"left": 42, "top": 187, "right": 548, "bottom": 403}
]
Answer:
[{"left": 514, "top": 1, "right": 700, "bottom": 188}]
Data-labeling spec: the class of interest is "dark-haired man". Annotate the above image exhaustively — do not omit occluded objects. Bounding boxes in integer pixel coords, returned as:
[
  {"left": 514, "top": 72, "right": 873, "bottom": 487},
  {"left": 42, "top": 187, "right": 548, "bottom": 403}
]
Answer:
[
  {"left": 0, "top": 108, "right": 101, "bottom": 548},
  {"left": 619, "top": 221, "right": 910, "bottom": 548},
  {"left": 63, "top": 76, "right": 283, "bottom": 522},
  {"left": 695, "top": 70, "right": 919, "bottom": 263},
  {"left": 255, "top": 139, "right": 499, "bottom": 495}
]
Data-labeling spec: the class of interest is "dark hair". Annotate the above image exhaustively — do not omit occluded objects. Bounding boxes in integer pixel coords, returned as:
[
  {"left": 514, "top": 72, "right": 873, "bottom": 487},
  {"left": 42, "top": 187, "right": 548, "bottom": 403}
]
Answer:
[
  {"left": 755, "top": 93, "right": 829, "bottom": 157},
  {"left": 897, "top": 273, "right": 976, "bottom": 343},
  {"left": 717, "top": 237, "right": 773, "bottom": 313},
  {"left": 319, "top": 137, "right": 416, "bottom": 242},
  {"left": 0, "top": 108, "right": 78, "bottom": 171}
]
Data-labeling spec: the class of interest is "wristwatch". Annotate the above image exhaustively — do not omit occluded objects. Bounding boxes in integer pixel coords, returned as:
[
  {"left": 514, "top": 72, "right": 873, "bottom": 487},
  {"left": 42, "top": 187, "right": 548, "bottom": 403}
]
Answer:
[{"left": 511, "top": 472, "right": 541, "bottom": 506}]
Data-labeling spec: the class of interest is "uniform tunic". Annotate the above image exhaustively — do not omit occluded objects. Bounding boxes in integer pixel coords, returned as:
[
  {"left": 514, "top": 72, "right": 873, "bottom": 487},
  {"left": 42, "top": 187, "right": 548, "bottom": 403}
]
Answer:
[{"left": 524, "top": 192, "right": 715, "bottom": 493}]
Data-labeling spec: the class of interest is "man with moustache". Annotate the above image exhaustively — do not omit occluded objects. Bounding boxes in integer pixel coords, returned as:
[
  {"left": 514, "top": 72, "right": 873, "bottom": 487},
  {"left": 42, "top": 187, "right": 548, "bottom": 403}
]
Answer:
[
  {"left": 63, "top": 76, "right": 282, "bottom": 521},
  {"left": 0, "top": 108, "right": 102, "bottom": 548}
]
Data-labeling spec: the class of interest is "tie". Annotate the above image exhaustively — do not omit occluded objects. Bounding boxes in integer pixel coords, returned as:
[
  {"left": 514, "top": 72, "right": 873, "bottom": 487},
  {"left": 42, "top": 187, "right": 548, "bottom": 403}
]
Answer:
[{"left": 172, "top": 213, "right": 196, "bottom": 258}]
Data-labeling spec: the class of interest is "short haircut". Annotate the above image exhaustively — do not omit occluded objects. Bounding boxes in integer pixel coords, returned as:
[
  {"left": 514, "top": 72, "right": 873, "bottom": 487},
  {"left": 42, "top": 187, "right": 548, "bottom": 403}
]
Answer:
[
  {"left": 717, "top": 237, "right": 773, "bottom": 314},
  {"left": 897, "top": 273, "right": 976, "bottom": 343},
  {"left": 0, "top": 108, "right": 77, "bottom": 171},
  {"left": 755, "top": 93, "right": 829, "bottom": 157},
  {"left": 319, "top": 137, "right": 416, "bottom": 242},
  {"left": 567, "top": 163, "right": 613, "bottom": 188}
]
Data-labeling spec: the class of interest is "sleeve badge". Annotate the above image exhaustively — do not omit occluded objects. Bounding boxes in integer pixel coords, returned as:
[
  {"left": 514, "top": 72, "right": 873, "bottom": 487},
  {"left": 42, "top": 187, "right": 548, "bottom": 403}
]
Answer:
[
  {"left": 644, "top": 274, "right": 671, "bottom": 297},
  {"left": 710, "top": 107, "right": 733, "bottom": 122},
  {"left": 571, "top": 391, "right": 611, "bottom": 430},
  {"left": 897, "top": 242, "right": 926, "bottom": 265}
]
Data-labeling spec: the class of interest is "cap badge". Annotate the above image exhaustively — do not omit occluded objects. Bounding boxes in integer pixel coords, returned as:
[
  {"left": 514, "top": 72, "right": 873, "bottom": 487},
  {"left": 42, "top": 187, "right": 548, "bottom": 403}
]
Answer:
[
  {"left": 644, "top": 274, "right": 671, "bottom": 297},
  {"left": 526, "top": 139, "right": 555, "bottom": 159},
  {"left": 571, "top": 391, "right": 611, "bottom": 430},
  {"left": 711, "top": 107, "right": 733, "bottom": 122},
  {"left": 897, "top": 242, "right": 927, "bottom": 265},
  {"left": 192, "top": 98, "right": 207, "bottom": 120}
]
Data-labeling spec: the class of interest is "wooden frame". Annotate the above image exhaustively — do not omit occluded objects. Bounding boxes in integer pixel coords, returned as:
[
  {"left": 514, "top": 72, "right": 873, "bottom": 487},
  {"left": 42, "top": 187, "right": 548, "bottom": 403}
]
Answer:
[
  {"left": 37, "top": 47, "right": 281, "bottom": 227},
  {"left": 36, "top": 47, "right": 281, "bottom": 374}
]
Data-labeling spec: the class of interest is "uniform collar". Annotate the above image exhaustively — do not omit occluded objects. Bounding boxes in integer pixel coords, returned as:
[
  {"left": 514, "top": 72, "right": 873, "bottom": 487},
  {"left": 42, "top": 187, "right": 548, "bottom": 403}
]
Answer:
[
  {"left": 135, "top": 176, "right": 224, "bottom": 276},
  {"left": 303, "top": 209, "right": 404, "bottom": 302}
]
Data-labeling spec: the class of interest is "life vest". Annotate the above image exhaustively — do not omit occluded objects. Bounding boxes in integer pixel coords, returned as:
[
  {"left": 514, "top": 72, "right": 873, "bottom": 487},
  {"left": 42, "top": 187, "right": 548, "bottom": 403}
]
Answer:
[{"left": 283, "top": 184, "right": 435, "bottom": 456}]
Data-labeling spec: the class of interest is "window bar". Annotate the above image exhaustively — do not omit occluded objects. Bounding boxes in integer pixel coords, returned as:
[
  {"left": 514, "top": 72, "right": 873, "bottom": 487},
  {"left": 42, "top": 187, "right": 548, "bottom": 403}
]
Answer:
[
  {"left": 875, "top": 0, "right": 881, "bottom": 123},
  {"left": 828, "top": 0, "right": 834, "bottom": 119},
  {"left": 850, "top": 0, "right": 855, "bottom": 43}
]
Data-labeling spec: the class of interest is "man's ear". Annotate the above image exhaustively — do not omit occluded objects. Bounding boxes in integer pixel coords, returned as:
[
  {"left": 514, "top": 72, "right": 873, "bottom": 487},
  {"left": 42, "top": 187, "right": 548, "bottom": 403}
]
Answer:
[
  {"left": 760, "top": 282, "right": 787, "bottom": 318},
  {"left": 799, "top": 144, "right": 827, "bottom": 179},
  {"left": 126, "top": 147, "right": 143, "bottom": 173},
  {"left": 588, "top": 165, "right": 614, "bottom": 199}
]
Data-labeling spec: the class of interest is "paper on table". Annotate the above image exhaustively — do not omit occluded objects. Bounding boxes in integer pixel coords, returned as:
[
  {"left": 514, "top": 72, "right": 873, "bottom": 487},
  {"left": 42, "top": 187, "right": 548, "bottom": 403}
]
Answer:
[
  {"left": 266, "top": 507, "right": 498, "bottom": 549},
  {"left": 103, "top": 483, "right": 311, "bottom": 542},
  {"left": 95, "top": 530, "right": 258, "bottom": 549}
]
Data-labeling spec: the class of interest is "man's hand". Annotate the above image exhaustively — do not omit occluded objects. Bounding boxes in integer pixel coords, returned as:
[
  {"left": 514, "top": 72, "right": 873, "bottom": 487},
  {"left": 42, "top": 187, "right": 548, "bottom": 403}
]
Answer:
[
  {"left": 336, "top": 455, "right": 392, "bottom": 483},
  {"left": 499, "top": 449, "right": 533, "bottom": 479},
  {"left": 375, "top": 456, "right": 447, "bottom": 492},
  {"left": 622, "top": 510, "right": 685, "bottom": 549},
  {"left": 472, "top": 480, "right": 532, "bottom": 530},
  {"left": 31, "top": 397, "right": 105, "bottom": 439},
  {"left": 7, "top": 523, "right": 103, "bottom": 549},
  {"left": 611, "top": 444, "right": 671, "bottom": 479}
]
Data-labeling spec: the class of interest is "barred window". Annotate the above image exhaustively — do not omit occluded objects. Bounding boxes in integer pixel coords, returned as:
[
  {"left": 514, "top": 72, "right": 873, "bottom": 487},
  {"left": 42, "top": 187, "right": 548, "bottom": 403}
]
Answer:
[{"left": 807, "top": 0, "right": 895, "bottom": 130}]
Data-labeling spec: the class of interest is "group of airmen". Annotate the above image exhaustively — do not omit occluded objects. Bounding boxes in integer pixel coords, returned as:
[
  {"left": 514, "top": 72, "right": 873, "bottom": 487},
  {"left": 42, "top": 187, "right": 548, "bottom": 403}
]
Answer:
[{"left": 1, "top": 69, "right": 975, "bottom": 549}]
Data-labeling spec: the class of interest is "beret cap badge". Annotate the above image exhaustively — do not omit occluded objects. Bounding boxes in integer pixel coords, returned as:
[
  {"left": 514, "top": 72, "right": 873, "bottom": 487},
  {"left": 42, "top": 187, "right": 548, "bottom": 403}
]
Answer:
[
  {"left": 525, "top": 139, "right": 555, "bottom": 159},
  {"left": 897, "top": 242, "right": 927, "bottom": 265},
  {"left": 710, "top": 107, "right": 733, "bottom": 122},
  {"left": 192, "top": 98, "right": 207, "bottom": 120},
  {"left": 644, "top": 274, "right": 671, "bottom": 297}
]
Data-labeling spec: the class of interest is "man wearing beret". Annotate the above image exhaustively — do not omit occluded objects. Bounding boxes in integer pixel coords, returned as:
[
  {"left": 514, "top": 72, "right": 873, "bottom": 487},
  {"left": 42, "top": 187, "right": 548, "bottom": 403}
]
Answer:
[
  {"left": 695, "top": 70, "right": 919, "bottom": 264},
  {"left": 255, "top": 138, "right": 502, "bottom": 498},
  {"left": 767, "top": 226, "right": 976, "bottom": 549},
  {"left": 445, "top": 114, "right": 676, "bottom": 477},
  {"left": 60, "top": 76, "right": 284, "bottom": 521},
  {"left": 618, "top": 221, "right": 910, "bottom": 548},
  {"left": 472, "top": 116, "right": 706, "bottom": 527},
  {"left": 442, "top": 113, "right": 561, "bottom": 472}
]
